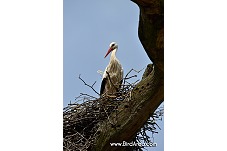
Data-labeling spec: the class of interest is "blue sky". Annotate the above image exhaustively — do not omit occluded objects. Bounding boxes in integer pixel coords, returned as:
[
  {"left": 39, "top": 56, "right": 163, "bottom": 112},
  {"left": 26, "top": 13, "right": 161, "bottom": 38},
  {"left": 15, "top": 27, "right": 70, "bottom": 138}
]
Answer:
[{"left": 63, "top": 0, "right": 163, "bottom": 150}]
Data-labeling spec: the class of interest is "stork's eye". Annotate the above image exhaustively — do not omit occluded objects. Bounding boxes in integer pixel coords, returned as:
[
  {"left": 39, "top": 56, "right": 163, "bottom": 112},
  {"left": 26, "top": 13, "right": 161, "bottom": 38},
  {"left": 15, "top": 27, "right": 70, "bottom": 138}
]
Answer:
[{"left": 111, "top": 44, "right": 115, "bottom": 47}]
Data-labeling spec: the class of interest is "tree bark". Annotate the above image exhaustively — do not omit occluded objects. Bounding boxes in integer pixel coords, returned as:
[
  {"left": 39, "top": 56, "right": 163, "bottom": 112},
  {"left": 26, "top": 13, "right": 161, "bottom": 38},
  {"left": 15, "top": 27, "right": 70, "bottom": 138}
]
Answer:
[
  {"left": 133, "top": 0, "right": 164, "bottom": 72},
  {"left": 93, "top": 0, "right": 164, "bottom": 150}
]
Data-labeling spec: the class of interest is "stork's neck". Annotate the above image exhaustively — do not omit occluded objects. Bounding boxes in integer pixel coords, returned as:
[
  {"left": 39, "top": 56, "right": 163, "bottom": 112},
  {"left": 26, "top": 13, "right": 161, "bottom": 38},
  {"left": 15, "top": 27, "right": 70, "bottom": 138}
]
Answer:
[{"left": 110, "top": 48, "right": 117, "bottom": 60}]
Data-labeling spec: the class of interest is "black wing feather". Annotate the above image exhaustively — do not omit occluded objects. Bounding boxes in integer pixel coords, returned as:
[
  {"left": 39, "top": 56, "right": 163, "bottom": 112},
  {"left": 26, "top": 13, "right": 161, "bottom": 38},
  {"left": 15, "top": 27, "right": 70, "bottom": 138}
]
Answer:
[{"left": 100, "top": 78, "right": 107, "bottom": 95}]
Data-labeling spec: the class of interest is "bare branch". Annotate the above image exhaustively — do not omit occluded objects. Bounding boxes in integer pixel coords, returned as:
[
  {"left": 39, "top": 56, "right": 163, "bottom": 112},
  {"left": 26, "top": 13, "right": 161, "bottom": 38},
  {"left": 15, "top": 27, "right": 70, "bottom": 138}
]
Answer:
[
  {"left": 124, "top": 75, "right": 137, "bottom": 80},
  {"left": 78, "top": 74, "right": 100, "bottom": 96},
  {"left": 80, "top": 93, "right": 98, "bottom": 100},
  {"left": 92, "top": 81, "right": 97, "bottom": 87},
  {"left": 124, "top": 68, "right": 144, "bottom": 80}
]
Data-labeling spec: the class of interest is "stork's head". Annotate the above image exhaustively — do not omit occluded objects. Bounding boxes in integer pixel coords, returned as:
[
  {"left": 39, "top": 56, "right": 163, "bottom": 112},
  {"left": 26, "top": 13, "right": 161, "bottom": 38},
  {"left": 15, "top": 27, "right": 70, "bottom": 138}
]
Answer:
[{"left": 104, "top": 42, "right": 118, "bottom": 58}]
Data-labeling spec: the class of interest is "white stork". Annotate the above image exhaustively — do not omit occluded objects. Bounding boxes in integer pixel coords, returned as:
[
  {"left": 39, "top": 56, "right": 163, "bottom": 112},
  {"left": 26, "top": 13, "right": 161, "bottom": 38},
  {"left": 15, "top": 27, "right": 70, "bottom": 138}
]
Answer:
[{"left": 100, "top": 42, "right": 123, "bottom": 96}]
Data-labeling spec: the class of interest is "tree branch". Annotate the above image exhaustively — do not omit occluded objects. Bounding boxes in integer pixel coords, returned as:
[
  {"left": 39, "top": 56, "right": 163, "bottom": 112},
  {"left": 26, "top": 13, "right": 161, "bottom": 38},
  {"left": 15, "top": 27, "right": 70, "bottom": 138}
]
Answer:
[
  {"left": 133, "top": 0, "right": 164, "bottom": 72},
  {"left": 93, "top": 64, "right": 163, "bottom": 151}
]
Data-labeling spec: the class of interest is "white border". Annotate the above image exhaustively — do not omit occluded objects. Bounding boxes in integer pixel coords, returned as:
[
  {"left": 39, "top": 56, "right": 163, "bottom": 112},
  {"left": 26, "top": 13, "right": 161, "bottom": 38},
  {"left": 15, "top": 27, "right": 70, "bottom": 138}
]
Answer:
[{"left": 0, "top": 1, "right": 63, "bottom": 150}]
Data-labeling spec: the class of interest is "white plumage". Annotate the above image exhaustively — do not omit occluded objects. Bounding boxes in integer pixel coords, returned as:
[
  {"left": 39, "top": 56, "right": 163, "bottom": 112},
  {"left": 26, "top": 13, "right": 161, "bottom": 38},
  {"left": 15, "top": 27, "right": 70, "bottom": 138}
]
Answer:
[{"left": 100, "top": 42, "right": 123, "bottom": 96}]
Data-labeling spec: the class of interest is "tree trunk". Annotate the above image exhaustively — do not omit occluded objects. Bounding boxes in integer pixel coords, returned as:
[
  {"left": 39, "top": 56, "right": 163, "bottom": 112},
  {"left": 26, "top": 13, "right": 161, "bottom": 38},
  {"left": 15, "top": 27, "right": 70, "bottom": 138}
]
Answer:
[{"left": 93, "top": 0, "right": 164, "bottom": 150}]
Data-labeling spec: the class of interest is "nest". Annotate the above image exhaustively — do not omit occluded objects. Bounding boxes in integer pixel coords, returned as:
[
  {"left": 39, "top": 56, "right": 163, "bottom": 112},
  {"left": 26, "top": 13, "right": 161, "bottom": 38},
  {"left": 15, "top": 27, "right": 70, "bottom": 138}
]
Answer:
[{"left": 63, "top": 69, "right": 163, "bottom": 151}]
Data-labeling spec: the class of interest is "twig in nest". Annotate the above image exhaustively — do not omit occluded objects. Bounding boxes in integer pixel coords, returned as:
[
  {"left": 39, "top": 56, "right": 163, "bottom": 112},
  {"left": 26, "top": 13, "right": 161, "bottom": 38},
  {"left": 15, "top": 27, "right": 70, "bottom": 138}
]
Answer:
[
  {"left": 124, "top": 68, "right": 144, "bottom": 79},
  {"left": 133, "top": 105, "right": 164, "bottom": 146},
  {"left": 79, "top": 74, "right": 100, "bottom": 96},
  {"left": 79, "top": 93, "right": 98, "bottom": 100},
  {"left": 92, "top": 81, "right": 96, "bottom": 87},
  {"left": 122, "top": 68, "right": 144, "bottom": 90},
  {"left": 124, "top": 75, "right": 137, "bottom": 80}
]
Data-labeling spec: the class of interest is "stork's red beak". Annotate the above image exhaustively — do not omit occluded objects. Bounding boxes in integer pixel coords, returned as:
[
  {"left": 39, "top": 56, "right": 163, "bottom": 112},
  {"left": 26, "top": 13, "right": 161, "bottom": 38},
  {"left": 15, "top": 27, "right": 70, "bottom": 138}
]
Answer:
[{"left": 104, "top": 47, "right": 113, "bottom": 58}]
